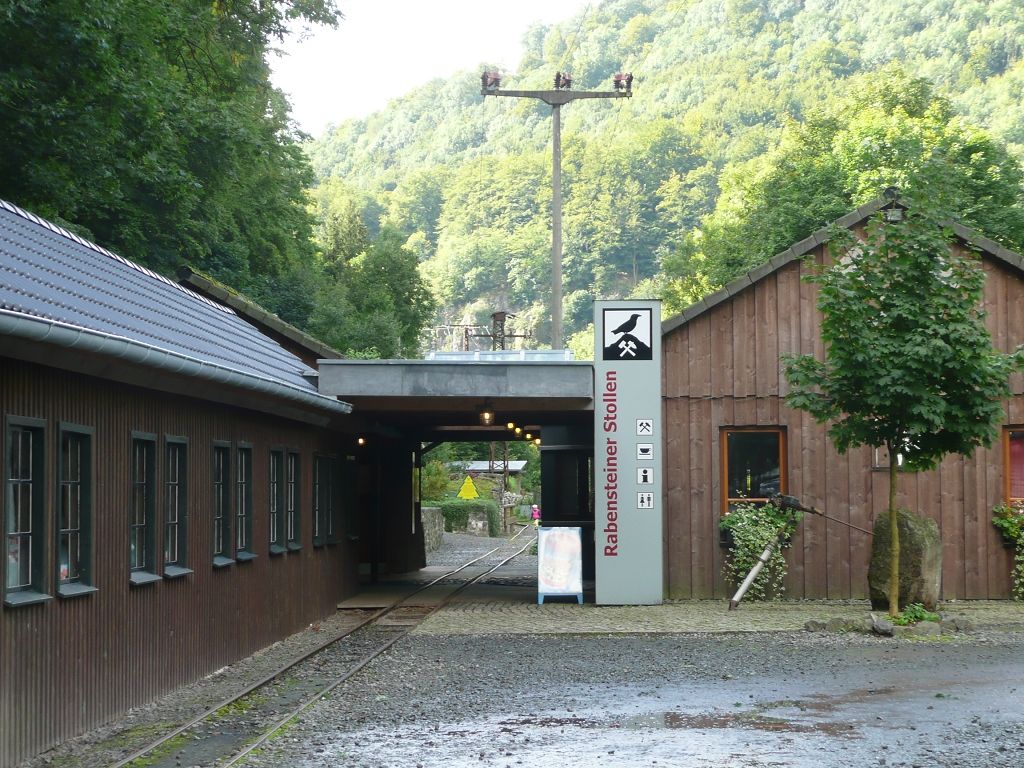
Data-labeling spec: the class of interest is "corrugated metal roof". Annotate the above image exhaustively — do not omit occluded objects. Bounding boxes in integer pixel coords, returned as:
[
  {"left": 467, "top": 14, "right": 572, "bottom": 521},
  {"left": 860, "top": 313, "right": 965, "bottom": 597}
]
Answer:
[{"left": 0, "top": 200, "right": 324, "bottom": 397}]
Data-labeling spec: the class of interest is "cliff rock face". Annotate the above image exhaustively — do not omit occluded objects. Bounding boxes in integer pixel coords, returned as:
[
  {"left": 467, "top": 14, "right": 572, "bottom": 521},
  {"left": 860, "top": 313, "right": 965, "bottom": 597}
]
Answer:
[{"left": 869, "top": 508, "right": 942, "bottom": 610}]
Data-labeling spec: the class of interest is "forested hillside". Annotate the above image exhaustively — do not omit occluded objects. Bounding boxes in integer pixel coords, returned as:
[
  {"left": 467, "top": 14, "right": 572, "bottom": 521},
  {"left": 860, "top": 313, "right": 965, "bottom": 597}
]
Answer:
[
  {"left": 309, "top": 0, "right": 1024, "bottom": 351},
  {"left": 4, "top": 1, "right": 1023, "bottom": 357}
]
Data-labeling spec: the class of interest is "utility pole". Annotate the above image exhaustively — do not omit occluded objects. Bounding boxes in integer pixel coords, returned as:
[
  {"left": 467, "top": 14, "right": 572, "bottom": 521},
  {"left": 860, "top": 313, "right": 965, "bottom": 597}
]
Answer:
[
  {"left": 470, "top": 310, "right": 531, "bottom": 351},
  {"left": 481, "top": 71, "right": 632, "bottom": 350}
]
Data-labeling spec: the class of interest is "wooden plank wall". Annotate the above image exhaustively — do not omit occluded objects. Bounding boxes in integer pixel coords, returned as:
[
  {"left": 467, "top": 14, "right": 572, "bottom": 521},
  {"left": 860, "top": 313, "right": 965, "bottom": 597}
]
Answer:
[
  {"left": 662, "top": 247, "right": 1024, "bottom": 601},
  {"left": 0, "top": 359, "right": 359, "bottom": 767}
]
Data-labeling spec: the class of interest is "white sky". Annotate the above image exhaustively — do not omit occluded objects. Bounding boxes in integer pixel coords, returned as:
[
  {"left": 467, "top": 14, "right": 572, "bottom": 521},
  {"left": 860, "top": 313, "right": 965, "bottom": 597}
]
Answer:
[{"left": 270, "top": 0, "right": 592, "bottom": 136}]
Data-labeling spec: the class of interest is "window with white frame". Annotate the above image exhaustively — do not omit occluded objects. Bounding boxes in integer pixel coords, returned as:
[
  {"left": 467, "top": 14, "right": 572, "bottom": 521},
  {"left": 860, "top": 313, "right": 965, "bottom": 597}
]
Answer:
[
  {"left": 313, "top": 455, "right": 335, "bottom": 547},
  {"left": 129, "top": 433, "right": 159, "bottom": 585},
  {"left": 58, "top": 424, "right": 96, "bottom": 597},
  {"left": 286, "top": 452, "right": 300, "bottom": 550},
  {"left": 213, "top": 443, "right": 232, "bottom": 567},
  {"left": 164, "top": 437, "right": 189, "bottom": 577},
  {"left": 269, "top": 449, "right": 285, "bottom": 555},
  {"left": 235, "top": 445, "right": 254, "bottom": 561},
  {"left": 4, "top": 417, "right": 50, "bottom": 606}
]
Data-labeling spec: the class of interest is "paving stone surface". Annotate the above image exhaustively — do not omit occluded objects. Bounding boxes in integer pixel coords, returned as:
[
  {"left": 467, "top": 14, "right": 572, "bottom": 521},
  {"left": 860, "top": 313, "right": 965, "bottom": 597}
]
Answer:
[
  {"left": 421, "top": 531, "right": 1024, "bottom": 635},
  {"left": 414, "top": 597, "right": 1024, "bottom": 635}
]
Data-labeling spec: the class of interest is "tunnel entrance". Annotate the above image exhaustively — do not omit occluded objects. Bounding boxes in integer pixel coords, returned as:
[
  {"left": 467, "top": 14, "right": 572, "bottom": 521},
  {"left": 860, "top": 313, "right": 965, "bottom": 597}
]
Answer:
[{"left": 317, "top": 352, "right": 596, "bottom": 590}]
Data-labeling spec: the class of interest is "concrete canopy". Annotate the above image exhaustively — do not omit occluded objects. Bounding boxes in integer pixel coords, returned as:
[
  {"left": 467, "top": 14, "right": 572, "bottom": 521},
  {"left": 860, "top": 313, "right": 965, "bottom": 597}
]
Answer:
[{"left": 317, "top": 358, "right": 594, "bottom": 442}]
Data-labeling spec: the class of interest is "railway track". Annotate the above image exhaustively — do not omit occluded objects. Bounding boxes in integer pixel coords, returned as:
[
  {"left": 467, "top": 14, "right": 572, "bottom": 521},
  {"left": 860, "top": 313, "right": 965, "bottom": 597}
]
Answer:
[{"left": 110, "top": 528, "right": 535, "bottom": 768}]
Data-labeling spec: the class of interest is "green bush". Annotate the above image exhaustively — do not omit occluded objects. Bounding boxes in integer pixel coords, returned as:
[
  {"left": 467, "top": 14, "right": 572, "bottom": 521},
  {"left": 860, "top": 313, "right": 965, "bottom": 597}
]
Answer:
[
  {"left": 720, "top": 501, "right": 802, "bottom": 601},
  {"left": 891, "top": 602, "right": 941, "bottom": 625},
  {"left": 487, "top": 503, "right": 502, "bottom": 537},
  {"left": 435, "top": 498, "right": 501, "bottom": 535},
  {"left": 992, "top": 501, "right": 1024, "bottom": 601},
  {"left": 421, "top": 460, "right": 450, "bottom": 501}
]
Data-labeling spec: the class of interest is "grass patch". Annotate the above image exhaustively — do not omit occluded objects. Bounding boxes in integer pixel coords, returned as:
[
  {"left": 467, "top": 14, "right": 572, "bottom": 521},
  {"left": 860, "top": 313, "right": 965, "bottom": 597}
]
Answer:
[
  {"left": 211, "top": 690, "right": 268, "bottom": 720},
  {"left": 107, "top": 721, "right": 174, "bottom": 749},
  {"left": 124, "top": 730, "right": 190, "bottom": 768}
]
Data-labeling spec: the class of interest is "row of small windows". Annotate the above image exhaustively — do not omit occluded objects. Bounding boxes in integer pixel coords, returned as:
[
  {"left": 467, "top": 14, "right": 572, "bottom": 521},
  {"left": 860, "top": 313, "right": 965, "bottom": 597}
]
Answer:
[
  {"left": 4, "top": 416, "right": 343, "bottom": 607},
  {"left": 4, "top": 419, "right": 95, "bottom": 606}
]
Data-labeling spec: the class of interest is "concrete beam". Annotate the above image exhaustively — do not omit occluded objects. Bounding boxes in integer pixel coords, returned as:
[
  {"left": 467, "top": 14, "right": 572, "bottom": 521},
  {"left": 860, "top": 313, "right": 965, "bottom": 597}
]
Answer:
[{"left": 318, "top": 360, "right": 594, "bottom": 404}]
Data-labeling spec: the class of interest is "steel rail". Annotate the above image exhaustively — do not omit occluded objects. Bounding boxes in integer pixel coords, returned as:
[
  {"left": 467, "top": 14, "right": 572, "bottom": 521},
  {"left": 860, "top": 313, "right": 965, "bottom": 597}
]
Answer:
[
  {"left": 109, "top": 526, "right": 530, "bottom": 768},
  {"left": 220, "top": 534, "right": 537, "bottom": 768}
]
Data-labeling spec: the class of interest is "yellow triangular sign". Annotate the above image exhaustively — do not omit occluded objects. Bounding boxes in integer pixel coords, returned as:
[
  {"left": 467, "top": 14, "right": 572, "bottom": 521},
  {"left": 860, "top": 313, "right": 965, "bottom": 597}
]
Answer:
[{"left": 457, "top": 476, "right": 479, "bottom": 499}]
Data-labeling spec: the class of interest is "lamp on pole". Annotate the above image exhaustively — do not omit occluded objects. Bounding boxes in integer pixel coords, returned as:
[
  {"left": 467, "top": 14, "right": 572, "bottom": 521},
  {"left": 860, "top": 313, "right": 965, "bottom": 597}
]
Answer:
[{"left": 481, "top": 71, "right": 633, "bottom": 349}]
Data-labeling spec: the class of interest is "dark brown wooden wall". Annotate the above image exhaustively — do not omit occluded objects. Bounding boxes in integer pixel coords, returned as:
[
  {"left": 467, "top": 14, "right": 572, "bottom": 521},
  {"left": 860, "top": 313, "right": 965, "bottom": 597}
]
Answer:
[
  {"left": 0, "top": 359, "right": 360, "bottom": 767},
  {"left": 663, "top": 245, "right": 1024, "bottom": 600}
]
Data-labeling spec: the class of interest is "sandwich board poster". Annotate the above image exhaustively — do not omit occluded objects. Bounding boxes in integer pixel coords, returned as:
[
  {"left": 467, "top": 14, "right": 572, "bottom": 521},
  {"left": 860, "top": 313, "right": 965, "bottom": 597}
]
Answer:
[{"left": 537, "top": 527, "right": 583, "bottom": 604}]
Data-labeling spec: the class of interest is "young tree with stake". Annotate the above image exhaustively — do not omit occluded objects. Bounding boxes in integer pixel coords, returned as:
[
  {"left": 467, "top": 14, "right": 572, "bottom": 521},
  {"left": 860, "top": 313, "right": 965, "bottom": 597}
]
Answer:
[{"left": 784, "top": 183, "right": 1024, "bottom": 616}]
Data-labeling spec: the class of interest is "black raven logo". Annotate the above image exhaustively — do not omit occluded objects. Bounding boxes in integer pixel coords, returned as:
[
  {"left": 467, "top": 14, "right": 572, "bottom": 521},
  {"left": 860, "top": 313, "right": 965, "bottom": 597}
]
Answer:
[
  {"left": 611, "top": 313, "right": 641, "bottom": 336},
  {"left": 603, "top": 310, "right": 652, "bottom": 361}
]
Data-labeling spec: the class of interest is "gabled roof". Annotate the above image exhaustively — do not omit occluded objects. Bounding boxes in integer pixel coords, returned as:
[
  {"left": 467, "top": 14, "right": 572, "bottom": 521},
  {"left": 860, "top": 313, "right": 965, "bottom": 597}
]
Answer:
[
  {"left": 662, "top": 198, "right": 1024, "bottom": 336},
  {"left": 178, "top": 267, "right": 343, "bottom": 364},
  {"left": 453, "top": 460, "right": 529, "bottom": 474},
  {"left": 0, "top": 199, "right": 351, "bottom": 416}
]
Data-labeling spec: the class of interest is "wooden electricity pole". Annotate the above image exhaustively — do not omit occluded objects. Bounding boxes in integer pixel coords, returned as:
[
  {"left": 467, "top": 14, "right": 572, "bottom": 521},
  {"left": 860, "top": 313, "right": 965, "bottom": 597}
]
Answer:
[{"left": 481, "top": 71, "right": 632, "bottom": 349}]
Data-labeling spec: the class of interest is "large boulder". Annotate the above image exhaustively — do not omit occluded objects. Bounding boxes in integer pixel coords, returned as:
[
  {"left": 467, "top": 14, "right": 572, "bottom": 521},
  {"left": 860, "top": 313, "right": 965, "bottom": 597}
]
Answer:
[{"left": 869, "top": 508, "right": 942, "bottom": 611}]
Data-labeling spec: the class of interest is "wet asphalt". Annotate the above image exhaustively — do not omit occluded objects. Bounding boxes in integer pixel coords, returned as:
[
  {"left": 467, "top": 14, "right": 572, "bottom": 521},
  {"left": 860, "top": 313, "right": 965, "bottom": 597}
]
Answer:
[
  {"left": 237, "top": 531, "right": 1024, "bottom": 768},
  {"left": 243, "top": 631, "right": 1024, "bottom": 768}
]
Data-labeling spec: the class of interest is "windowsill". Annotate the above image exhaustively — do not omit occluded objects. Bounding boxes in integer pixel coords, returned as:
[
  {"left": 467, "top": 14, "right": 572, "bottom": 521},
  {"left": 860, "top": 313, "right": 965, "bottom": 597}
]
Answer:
[
  {"left": 213, "top": 555, "right": 235, "bottom": 569},
  {"left": 269, "top": 544, "right": 287, "bottom": 556},
  {"left": 4, "top": 589, "right": 53, "bottom": 608},
  {"left": 129, "top": 571, "right": 161, "bottom": 587},
  {"left": 163, "top": 565, "right": 192, "bottom": 580},
  {"left": 58, "top": 583, "right": 98, "bottom": 599},
  {"left": 236, "top": 550, "right": 257, "bottom": 563},
  {"left": 287, "top": 542, "right": 302, "bottom": 552}
]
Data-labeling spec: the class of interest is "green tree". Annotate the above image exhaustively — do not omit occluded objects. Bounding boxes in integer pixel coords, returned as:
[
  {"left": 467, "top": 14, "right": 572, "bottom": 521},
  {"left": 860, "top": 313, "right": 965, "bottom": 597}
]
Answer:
[
  {"left": 783, "top": 186, "right": 1024, "bottom": 615},
  {"left": 300, "top": 0, "right": 1024, "bottom": 340},
  {"left": 671, "top": 65, "right": 1024, "bottom": 288},
  {"left": 309, "top": 225, "right": 435, "bottom": 358},
  {"left": 420, "top": 460, "right": 451, "bottom": 501},
  {"left": 310, "top": 179, "right": 372, "bottom": 276},
  {"left": 0, "top": 0, "right": 338, "bottom": 294}
]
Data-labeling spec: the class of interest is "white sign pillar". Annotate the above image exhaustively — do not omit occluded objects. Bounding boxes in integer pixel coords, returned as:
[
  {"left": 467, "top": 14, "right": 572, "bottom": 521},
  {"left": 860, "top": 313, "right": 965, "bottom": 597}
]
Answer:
[{"left": 593, "top": 300, "right": 663, "bottom": 604}]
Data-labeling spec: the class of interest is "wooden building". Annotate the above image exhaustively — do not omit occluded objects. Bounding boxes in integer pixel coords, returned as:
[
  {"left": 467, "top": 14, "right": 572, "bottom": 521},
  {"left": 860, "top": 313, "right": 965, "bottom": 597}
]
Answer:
[
  {"left": 662, "top": 200, "right": 1024, "bottom": 601},
  {"left": 0, "top": 200, "right": 373, "bottom": 766},
  {"left": 7, "top": 190, "right": 1024, "bottom": 765}
]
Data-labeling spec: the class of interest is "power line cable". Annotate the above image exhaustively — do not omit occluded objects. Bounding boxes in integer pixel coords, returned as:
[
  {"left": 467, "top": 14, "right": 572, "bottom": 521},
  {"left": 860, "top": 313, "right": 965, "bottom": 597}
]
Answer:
[
  {"left": 608, "top": 0, "right": 686, "bottom": 135},
  {"left": 558, "top": 2, "right": 592, "bottom": 75}
]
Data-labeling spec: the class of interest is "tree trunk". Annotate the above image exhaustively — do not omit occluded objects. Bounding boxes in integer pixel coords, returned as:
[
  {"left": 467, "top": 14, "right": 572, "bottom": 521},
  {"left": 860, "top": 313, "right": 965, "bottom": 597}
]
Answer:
[{"left": 888, "top": 444, "right": 900, "bottom": 616}]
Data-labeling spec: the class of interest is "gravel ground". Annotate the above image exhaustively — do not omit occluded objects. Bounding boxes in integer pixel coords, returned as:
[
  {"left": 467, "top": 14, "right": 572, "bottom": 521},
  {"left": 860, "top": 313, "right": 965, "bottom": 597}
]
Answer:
[
  {"left": 428, "top": 528, "right": 538, "bottom": 568},
  {"left": 23, "top": 531, "right": 1024, "bottom": 768},
  {"left": 241, "top": 630, "right": 1024, "bottom": 768},
  {"left": 21, "top": 532, "right": 530, "bottom": 768}
]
